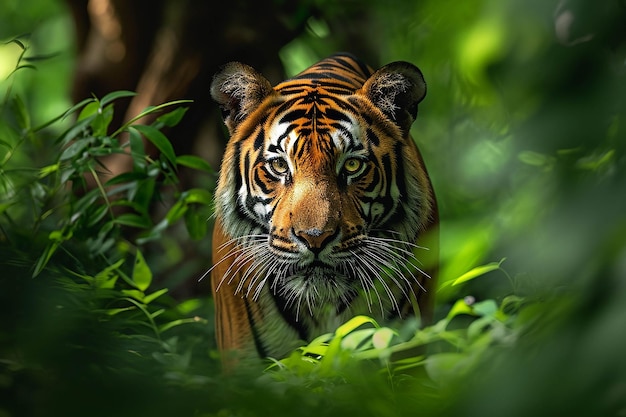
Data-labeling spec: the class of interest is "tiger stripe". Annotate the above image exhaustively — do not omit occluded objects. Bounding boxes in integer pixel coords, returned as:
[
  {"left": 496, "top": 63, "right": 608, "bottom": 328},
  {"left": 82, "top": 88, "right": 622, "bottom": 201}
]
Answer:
[{"left": 209, "top": 53, "right": 438, "bottom": 364}]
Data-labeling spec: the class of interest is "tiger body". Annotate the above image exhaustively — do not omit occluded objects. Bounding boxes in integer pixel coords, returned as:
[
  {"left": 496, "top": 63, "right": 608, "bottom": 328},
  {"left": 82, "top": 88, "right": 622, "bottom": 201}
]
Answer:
[{"left": 210, "top": 53, "right": 438, "bottom": 362}]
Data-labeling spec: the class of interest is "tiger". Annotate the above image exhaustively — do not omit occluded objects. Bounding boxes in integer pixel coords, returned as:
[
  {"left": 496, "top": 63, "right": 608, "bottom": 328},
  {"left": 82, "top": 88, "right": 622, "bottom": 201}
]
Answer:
[{"left": 209, "top": 53, "right": 438, "bottom": 363}]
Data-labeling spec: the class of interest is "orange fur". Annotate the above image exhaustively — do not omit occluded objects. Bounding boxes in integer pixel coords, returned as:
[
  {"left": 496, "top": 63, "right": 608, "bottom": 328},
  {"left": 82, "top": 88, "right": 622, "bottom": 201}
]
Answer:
[{"left": 210, "top": 53, "right": 438, "bottom": 363}]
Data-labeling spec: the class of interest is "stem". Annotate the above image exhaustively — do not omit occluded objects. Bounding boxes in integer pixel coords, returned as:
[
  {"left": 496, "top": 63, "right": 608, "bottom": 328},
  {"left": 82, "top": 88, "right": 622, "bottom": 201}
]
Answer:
[{"left": 88, "top": 165, "right": 115, "bottom": 219}]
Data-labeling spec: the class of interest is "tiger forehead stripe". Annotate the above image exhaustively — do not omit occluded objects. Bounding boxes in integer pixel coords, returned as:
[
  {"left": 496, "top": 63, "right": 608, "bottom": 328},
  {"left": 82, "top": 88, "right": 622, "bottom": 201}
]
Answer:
[{"left": 266, "top": 113, "right": 362, "bottom": 157}]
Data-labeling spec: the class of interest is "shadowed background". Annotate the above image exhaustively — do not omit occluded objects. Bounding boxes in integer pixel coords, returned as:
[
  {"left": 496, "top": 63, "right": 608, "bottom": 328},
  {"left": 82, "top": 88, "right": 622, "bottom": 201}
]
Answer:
[{"left": 1, "top": 0, "right": 626, "bottom": 416}]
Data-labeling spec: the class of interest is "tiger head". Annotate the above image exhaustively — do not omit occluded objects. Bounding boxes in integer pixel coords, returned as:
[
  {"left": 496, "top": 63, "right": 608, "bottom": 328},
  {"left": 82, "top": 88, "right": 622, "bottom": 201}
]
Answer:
[{"left": 209, "top": 54, "right": 437, "bottom": 358}]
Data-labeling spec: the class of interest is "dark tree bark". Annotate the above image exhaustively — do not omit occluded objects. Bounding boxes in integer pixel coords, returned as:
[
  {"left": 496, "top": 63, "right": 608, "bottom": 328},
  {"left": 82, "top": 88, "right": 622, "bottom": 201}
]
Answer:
[{"left": 66, "top": 0, "right": 315, "bottom": 176}]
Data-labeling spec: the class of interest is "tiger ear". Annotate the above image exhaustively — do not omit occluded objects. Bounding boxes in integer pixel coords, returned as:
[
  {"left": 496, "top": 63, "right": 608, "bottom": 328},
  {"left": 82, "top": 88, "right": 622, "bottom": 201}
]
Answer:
[
  {"left": 210, "top": 62, "right": 274, "bottom": 134},
  {"left": 361, "top": 62, "right": 427, "bottom": 135}
]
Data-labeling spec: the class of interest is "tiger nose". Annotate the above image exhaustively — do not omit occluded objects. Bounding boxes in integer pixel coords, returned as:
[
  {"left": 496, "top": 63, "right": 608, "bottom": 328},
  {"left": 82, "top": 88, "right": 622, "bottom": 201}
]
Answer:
[{"left": 294, "top": 228, "right": 337, "bottom": 254}]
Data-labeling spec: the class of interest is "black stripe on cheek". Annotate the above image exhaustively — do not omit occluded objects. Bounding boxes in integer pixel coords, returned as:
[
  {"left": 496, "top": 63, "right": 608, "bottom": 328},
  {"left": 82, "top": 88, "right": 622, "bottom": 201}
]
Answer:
[
  {"left": 362, "top": 166, "right": 380, "bottom": 193},
  {"left": 381, "top": 153, "right": 393, "bottom": 197},
  {"left": 366, "top": 128, "right": 379, "bottom": 146},
  {"left": 394, "top": 142, "right": 408, "bottom": 203},
  {"left": 253, "top": 128, "right": 265, "bottom": 151},
  {"left": 253, "top": 167, "right": 273, "bottom": 195},
  {"left": 233, "top": 142, "right": 243, "bottom": 193}
]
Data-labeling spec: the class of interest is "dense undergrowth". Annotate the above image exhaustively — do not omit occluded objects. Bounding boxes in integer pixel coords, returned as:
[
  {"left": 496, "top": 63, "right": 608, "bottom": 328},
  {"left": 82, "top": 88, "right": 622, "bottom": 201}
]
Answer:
[
  {"left": 2, "top": 5, "right": 626, "bottom": 413},
  {"left": 0, "top": 37, "right": 528, "bottom": 417}
]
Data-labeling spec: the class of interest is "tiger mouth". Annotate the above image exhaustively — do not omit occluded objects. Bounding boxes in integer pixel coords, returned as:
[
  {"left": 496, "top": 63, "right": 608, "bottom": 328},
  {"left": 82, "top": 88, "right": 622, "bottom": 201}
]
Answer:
[
  {"left": 283, "top": 261, "right": 347, "bottom": 282},
  {"left": 272, "top": 260, "right": 359, "bottom": 315}
]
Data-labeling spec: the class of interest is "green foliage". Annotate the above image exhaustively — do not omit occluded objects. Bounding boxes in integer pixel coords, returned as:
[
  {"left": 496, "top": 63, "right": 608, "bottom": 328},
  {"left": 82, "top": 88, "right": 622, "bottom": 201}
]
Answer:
[
  {"left": 1, "top": 38, "right": 217, "bottom": 416},
  {"left": 2, "top": 0, "right": 626, "bottom": 416}
]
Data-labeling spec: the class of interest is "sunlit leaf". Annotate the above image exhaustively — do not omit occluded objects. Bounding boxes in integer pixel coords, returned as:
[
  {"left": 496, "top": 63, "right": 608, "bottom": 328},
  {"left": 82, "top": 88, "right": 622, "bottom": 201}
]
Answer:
[
  {"left": 335, "top": 315, "right": 379, "bottom": 338},
  {"left": 341, "top": 328, "right": 376, "bottom": 351},
  {"left": 451, "top": 259, "right": 505, "bottom": 286},
  {"left": 132, "top": 249, "right": 152, "bottom": 292},
  {"left": 144, "top": 288, "right": 168, "bottom": 304},
  {"left": 159, "top": 316, "right": 207, "bottom": 334},
  {"left": 122, "top": 289, "right": 145, "bottom": 302},
  {"left": 445, "top": 299, "right": 475, "bottom": 320},
  {"left": 372, "top": 327, "right": 396, "bottom": 349}
]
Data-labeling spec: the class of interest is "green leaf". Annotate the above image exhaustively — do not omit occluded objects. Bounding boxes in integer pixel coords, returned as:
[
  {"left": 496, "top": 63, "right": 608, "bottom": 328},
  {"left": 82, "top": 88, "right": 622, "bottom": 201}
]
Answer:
[
  {"left": 38, "top": 163, "right": 59, "bottom": 178},
  {"left": 472, "top": 299, "right": 499, "bottom": 317},
  {"left": 22, "top": 52, "right": 60, "bottom": 62},
  {"left": 132, "top": 250, "right": 152, "bottom": 292},
  {"left": 133, "top": 178, "right": 156, "bottom": 209},
  {"left": 182, "top": 188, "right": 213, "bottom": 205},
  {"left": 165, "top": 200, "right": 187, "bottom": 224},
  {"left": 159, "top": 316, "right": 207, "bottom": 334},
  {"left": 451, "top": 258, "right": 505, "bottom": 286},
  {"left": 131, "top": 125, "right": 177, "bottom": 168},
  {"left": 372, "top": 327, "right": 396, "bottom": 349},
  {"left": 128, "top": 127, "right": 146, "bottom": 168},
  {"left": 115, "top": 213, "right": 151, "bottom": 229},
  {"left": 335, "top": 315, "right": 379, "bottom": 338},
  {"left": 78, "top": 101, "right": 100, "bottom": 121},
  {"left": 445, "top": 299, "right": 475, "bottom": 320},
  {"left": 184, "top": 205, "right": 209, "bottom": 240},
  {"left": 113, "top": 99, "right": 193, "bottom": 136},
  {"left": 341, "top": 328, "right": 377, "bottom": 351},
  {"left": 57, "top": 115, "right": 95, "bottom": 145},
  {"left": 93, "top": 259, "right": 124, "bottom": 283},
  {"left": 11, "top": 95, "right": 30, "bottom": 131},
  {"left": 60, "top": 138, "right": 90, "bottom": 161},
  {"left": 122, "top": 289, "right": 145, "bottom": 302},
  {"left": 176, "top": 155, "right": 214, "bottom": 173},
  {"left": 33, "top": 242, "right": 59, "bottom": 277},
  {"left": 156, "top": 106, "right": 188, "bottom": 127},
  {"left": 176, "top": 298, "right": 203, "bottom": 314},
  {"left": 144, "top": 288, "right": 168, "bottom": 304},
  {"left": 86, "top": 205, "right": 108, "bottom": 227},
  {"left": 7, "top": 38, "right": 26, "bottom": 50},
  {"left": 61, "top": 97, "right": 96, "bottom": 121},
  {"left": 100, "top": 90, "right": 136, "bottom": 107},
  {"left": 91, "top": 104, "right": 114, "bottom": 136}
]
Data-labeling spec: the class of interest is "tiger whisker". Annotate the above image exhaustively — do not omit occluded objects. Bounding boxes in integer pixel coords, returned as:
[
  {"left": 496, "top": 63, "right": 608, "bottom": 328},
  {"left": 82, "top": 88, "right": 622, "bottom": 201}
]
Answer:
[
  {"left": 355, "top": 248, "right": 399, "bottom": 315},
  {"left": 360, "top": 245, "right": 412, "bottom": 304}
]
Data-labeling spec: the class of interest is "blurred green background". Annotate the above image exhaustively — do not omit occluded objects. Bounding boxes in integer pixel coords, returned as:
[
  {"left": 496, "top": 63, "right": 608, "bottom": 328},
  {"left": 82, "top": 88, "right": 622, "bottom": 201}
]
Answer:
[{"left": 1, "top": 0, "right": 625, "bottom": 416}]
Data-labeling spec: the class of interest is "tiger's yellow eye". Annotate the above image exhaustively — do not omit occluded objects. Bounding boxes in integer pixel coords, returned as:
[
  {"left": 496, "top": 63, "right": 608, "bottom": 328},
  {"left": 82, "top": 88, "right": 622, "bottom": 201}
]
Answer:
[
  {"left": 270, "top": 158, "right": 289, "bottom": 175},
  {"left": 343, "top": 158, "right": 363, "bottom": 174}
]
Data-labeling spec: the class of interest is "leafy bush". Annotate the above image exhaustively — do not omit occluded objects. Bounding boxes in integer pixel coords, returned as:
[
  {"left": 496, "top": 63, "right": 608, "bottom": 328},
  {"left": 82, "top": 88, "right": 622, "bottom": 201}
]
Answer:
[
  {"left": 3, "top": 0, "right": 626, "bottom": 413},
  {"left": 0, "top": 36, "right": 530, "bottom": 417}
]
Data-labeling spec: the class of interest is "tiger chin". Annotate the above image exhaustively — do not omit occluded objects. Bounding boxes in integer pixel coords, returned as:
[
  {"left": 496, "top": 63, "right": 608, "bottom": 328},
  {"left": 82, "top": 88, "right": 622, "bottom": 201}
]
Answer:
[{"left": 208, "top": 53, "right": 439, "bottom": 365}]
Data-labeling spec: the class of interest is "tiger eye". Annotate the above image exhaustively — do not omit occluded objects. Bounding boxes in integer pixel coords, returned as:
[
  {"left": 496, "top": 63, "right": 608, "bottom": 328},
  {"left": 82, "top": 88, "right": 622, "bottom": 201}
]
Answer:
[
  {"left": 270, "top": 158, "right": 289, "bottom": 174},
  {"left": 343, "top": 158, "right": 363, "bottom": 174}
]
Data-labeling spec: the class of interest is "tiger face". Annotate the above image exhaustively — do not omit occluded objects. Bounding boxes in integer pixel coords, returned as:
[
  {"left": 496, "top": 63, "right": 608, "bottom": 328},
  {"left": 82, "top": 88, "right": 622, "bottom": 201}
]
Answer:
[{"left": 210, "top": 54, "right": 438, "bottom": 360}]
